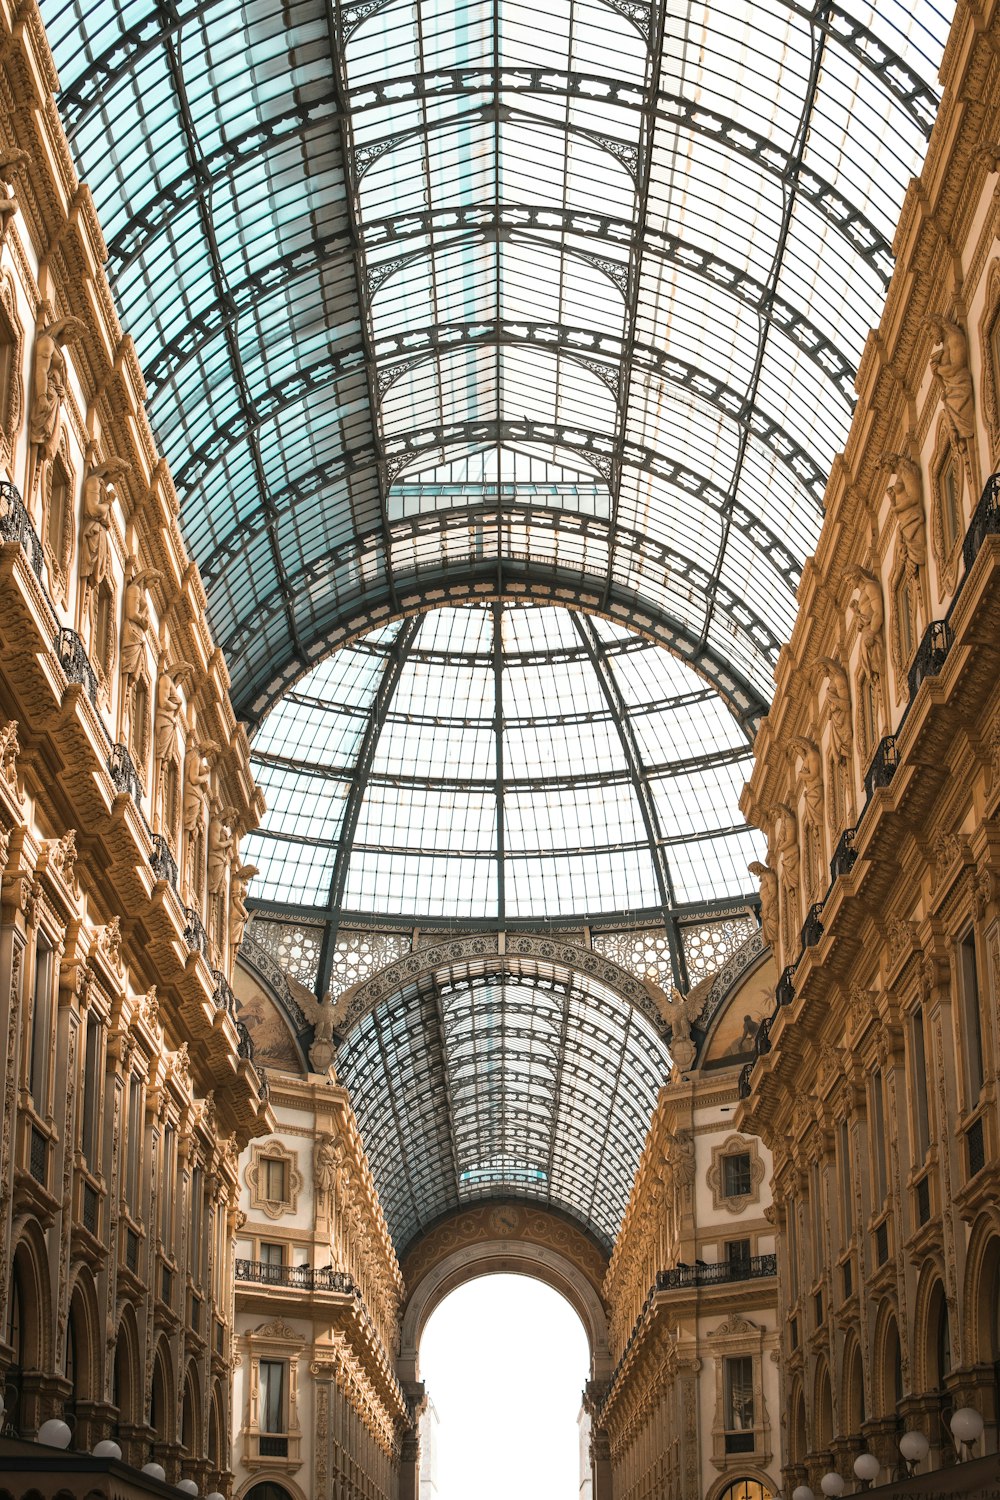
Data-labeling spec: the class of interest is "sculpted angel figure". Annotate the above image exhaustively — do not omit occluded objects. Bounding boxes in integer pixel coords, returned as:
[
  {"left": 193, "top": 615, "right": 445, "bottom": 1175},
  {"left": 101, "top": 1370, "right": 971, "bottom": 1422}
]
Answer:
[
  {"left": 845, "top": 565, "right": 884, "bottom": 676},
  {"left": 789, "top": 737, "right": 823, "bottom": 827},
  {"left": 120, "top": 564, "right": 162, "bottom": 679},
  {"left": 926, "top": 316, "right": 975, "bottom": 442},
  {"left": 882, "top": 454, "right": 927, "bottom": 574},
  {"left": 748, "top": 861, "right": 779, "bottom": 950},
  {"left": 28, "top": 302, "right": 85, "bottom": 488},
  {"left": 814, "top": 657, "right": 852, "bottom": 761},
  {"left": 80, "top": 453, "right": 130, "bottom": 594}
]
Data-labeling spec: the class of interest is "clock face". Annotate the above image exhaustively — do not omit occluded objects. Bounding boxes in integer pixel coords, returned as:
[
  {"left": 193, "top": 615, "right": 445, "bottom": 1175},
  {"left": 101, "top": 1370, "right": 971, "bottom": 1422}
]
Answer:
[{"left": 489, "top": 1207, "right": 520, "bottom": 1236}]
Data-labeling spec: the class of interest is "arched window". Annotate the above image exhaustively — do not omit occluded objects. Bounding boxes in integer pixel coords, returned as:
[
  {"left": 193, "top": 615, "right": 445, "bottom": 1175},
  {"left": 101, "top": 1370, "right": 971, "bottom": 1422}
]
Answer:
[
  {"left": 717, "top": 1484, "right": 774, "bottom": 1500},
  {"left": 928, "top": 1281, "right": 951, "bottom": 1392},
  {"left": 880, "top": 1314, "right": 903, "bottom": 1415},
  {"left": 245, "top": 1485, "right": 295, "bottom": 1500}
]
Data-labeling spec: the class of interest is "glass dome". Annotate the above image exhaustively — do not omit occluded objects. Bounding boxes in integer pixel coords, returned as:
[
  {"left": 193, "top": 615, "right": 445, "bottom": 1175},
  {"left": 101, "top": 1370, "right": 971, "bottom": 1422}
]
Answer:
[{"left": 243, "top": 602, "right": 764, "bottom": 941}]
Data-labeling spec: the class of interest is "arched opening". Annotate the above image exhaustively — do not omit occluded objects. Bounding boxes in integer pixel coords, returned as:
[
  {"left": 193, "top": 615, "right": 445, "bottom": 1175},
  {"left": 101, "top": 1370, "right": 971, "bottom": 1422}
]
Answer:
[
  {"left": 927, "top": 1279, "right": 951, "bottom": 1394},
  {"left": 814, "top": 1360, "right": 834, "bottom": 1454},
  {"left": 244, "top": 1485, "right": 296, "bottom": 1500},
  {"left": 417, "top": 1274, "right": 591, "bottom": 1500},
  {"left": 149, "top": 1339, "right": 173, "bottom": 1449},
  {"left": 208, "top": 1380, "right": 225, "bottom": 1472},
  {"left": 877, "top": 1311, "right": 904, "bottom": 1419},
  {"left": 181, "top": 1362, "right": 201, "bottom": 1461},
  {"left": 65, "top": 1275, "right": 98, "bottom": 1420},
  {"left": 716, "top": 1482, "right": 775, "bottom": 1500},
  {"left": 788, "top": 1381, "right": 807, "bottom": 1468},
  {"left": 843, "top": 1337, "right": 865, "bottom": 1438},
  {"left": 112, "top": 1309, "right": 140, "bottom": 1431}
]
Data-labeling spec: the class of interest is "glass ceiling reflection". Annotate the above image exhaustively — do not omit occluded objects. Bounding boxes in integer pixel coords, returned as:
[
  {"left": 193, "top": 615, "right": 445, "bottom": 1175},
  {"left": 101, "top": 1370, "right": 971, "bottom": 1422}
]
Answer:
[
  {"left": 243, "top": 603, "right": 764, "bottom": 961},
  {"left": 335, "top": 957, "right": 673, "bottom": 1252},
  {"left": 40, "top": 0, "right": 954, "bottom": 724}
]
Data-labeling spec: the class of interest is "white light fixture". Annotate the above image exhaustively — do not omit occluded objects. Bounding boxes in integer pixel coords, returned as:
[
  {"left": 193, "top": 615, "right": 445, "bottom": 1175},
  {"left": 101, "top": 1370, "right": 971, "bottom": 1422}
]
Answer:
[
  {"left": 853, "top": 1452, "right": 880, "bottom": 1484},
  {"left": 93, "top": 1439, "right": 122, "bottom": 1460},
  {"left": 792, "top": 1487, "right": 815, "bottom": 1500},
  {"left": 142, "top": 1462, "right": 167, "bottom": 1481},
  {"left": 36, "top": 1417, "right": 72, "bottom": 1449},
  {"left": 950, "top": 1406, "right": 984, "bottom": 1454},
  {"left": 206, "top": 1492, "right": 226, "bottom": 1500},
  {"left": 0, "top": 1392, "right": 5, "bottom": 1421},
  {"left": 899, "top": 1429, "right": 929, "bottom": 1467},
  {"left": 820, "top": 1473, "right": 845, "bottom": 1497},
  {"left": 176, "top": 1481, "right": 199, "bottom": 1496}
]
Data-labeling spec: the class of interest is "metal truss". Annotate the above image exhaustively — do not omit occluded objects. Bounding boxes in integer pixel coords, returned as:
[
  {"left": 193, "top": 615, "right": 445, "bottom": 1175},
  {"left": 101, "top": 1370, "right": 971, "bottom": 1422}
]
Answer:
[
  {"left": 314, "top": 616, "right": 420, "bottom": 996},
  {"left": 99, "top": 67, "right": 892, "bottom": 287},
  {"left": 55, "top": 0, "right": 937, "bottom": 145}
]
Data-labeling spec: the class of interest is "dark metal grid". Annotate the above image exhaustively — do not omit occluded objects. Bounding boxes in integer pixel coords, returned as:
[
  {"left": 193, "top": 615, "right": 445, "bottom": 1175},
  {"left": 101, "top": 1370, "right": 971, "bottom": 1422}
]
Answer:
[
  {"left": 39, "top": 0, "right": 951, "bottom": 722},
  {"left": 334, "top": 961, "right": 672, "bottom": 1252}
]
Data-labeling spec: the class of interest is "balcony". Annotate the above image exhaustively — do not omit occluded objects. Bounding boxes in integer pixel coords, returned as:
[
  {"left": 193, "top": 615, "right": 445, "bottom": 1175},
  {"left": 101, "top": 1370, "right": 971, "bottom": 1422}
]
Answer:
[
  {"left": 108, "top": 743, "right": 143, "bottom": 805},
  {"left": 149, "top": 835, "right": 178, "bottom": 890},
  {"left": 182, "top": 907, "right": 207, "bottom": 955},
  {"left": 800, "top": 901, "right": 824, "bottom": 949},
  {"left": 864, "top": 734, "right": 898, "bottom": 801},
  {"left": 55, "top": 627, "right": 99, "bottom": 707},
  {"left": 655, "top": 1254, "right": 776, "bottom": 1290},
  {"left": 776, "top": 965, "right": 796, "bottom": 1007},
  {"left": 830, "top": 826, "right": 857, "bottom": 880},
  {"left": 907, "top": 618, "right": 952, "bottom": 701},
  {"left": 962, "top": 469, "right": 1000, "bottom": 573},
  {"left": 211, "top": 969, "right": 238, "bottom": 1021},
  {"left": 737, "top": 1061, "right": 754, "bottom": 1099},
  {"left": 0, "top": 479, "right": 44, "bottom": 582},
  {"left": 235, "top": 1259, "right": 357, "bottom": 1293}
]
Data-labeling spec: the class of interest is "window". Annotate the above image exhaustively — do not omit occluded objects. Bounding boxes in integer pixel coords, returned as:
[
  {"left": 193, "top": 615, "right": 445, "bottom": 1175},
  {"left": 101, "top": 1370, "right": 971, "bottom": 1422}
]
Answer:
[
  {"left": 723, "top": 1153, "right": 752, "bottom": 1198},
  {"left": 940, "top": 458, "right": 962, "bottom": 556},
  {"left": 958, "top": 930, "right": 984, "bottom": 1104},
  {"left": 190, "top": 1167, "right": 204, "bottom": 1283},
  {"left": 94, "top": 582, "right": 114, "bottom": 681},
  {"left": 163, "top": 759, "right": 180, "bottom": 846},
  {"left": 161, "top": 1124, "right": 176, "bottom": 1252},
  {"left": 81, "top": 1015, "right": 103, "bottom": 1167},
  {"left": 45, "top": 454, "right": 72, "bottom": 592},
  {"left": 125, "top": 1074, "right": 142, "bottom": 1214},
  {"left": 263, "top": 1158, "right": 288, "bottom": 1203},
  {"left": 0, "top": 297, "right": 17, "bottom": 442},
  {"left": 724, "top": 1356, "right": 755, "bottom": 1450},
  {"left": 870, "top": 1069, "right": 888, "bottom": 1206},
  {"left": 894, "top": 571, "right": 915, "bottom": 664},
  {"left": 132, "top": 675, "right": 150, "bottom": 773},
  {"left": 910, "top": 1006, "right": 931, "bottom": 1160},
  {"left": 29, "top": 938, "right": 53, "bottom": 1110},
  {"left": 787, "top": 1199, "right": 799, "bottom": 1299},
  {"left": 726, "top": 1239, "right": 751, "bottom": 1271},
  {"left": 259, "top": 1359, "right": 286, "bottom": 1433},
  {"left": 839, "top": 1120, "right": 852, "bottom": 1244},
  {"left": 859, "top": 674, "right": 878, "bottom": 759},
  {"left": 260, "top": 1242, "right": 286, "bottom": 1270}
]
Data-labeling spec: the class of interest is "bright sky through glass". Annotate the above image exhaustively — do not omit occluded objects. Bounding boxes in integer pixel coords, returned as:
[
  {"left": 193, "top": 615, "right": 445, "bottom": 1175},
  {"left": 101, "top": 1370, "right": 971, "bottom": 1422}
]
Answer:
[{"left": 419, "top": 1275, "right": 590, "bottom": 1499}]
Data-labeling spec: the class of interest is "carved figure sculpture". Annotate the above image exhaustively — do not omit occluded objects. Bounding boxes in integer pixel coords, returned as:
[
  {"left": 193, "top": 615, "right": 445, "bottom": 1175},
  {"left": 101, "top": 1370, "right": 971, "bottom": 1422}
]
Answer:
[
  {"left": 845, "top": 565, "right": 884, "bottom": 676},
  {"left": 120, "top": 565, "right": 162, "bottom": 679},
  {"left": 748, "top": 861, "right": 779, "bottom": 950},
  {"left": 155, "top": 663, "right": 188, "bottom": 762},
  {"left": 771, "top": 802, "right": 800, "bottom": 896},
  {"left": 927, "top": 316, "right": 975, "bottom": 442},
  {"left": 815, "top": 658, "right": 852, "bottom": 761},
  {"left": 315, "top": 1135, "right": 338, "bottom": 1199},
  {"left": 642, "top": 973, "right": 704, "bottom": 1068},
  {"left": 207, "top": 804, "right": 235, "bottom": 896},
  {"left": 882, "top": 454, "right": 927, "bottom": 574},
  {"left": 27, "top": 302, "right": 84, "bottom": 493},
  {"left": 183, "top": 741, "right": 214, "bottom": 833},
  {"left": 298, "top": 989, "right": 338, "bottom": 1073},
  {"left": 229, "top": 862, "right": 257, "bottom": 957},
  {"left": 789, "top": 738, "right": 823, "bottom": 826},
  {"left": 79, "top": 453, "right": 129, "bottom": 595},
  {"left": 0, "top": 149, "right": 29, "bottom": 241},
  {"left": 662, "top": 1128, "right": 696, "bottom": 1190}
]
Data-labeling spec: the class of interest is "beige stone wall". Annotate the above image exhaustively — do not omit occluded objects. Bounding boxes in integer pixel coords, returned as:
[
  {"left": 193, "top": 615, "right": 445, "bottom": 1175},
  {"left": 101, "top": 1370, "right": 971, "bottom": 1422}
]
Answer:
[{"left": 738, "top": 0, "right": 1000, "bottom": 1492}]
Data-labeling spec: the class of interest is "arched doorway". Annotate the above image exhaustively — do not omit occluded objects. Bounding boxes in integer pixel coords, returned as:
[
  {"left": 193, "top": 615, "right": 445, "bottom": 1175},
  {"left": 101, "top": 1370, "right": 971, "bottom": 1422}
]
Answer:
[
  {"left": 418, "top": 1274, "right": 591, "bottom": 1500},
  {"left": 244, "top": 1486, "right": 296, "bottom": 1500}
]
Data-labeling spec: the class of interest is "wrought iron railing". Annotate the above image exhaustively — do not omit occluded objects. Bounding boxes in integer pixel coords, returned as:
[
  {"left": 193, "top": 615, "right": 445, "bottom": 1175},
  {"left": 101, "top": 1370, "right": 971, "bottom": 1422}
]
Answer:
[
  {"left": 800, "top": 902, "right": 824, "bottom": 949},
  {"left": 830, "top": 826, "right": 857, "bottom": 880},
  {"left": 0, "top": 479, "right": 44, "bottom": 581},
  {"left": 235, "top": 1019, "right": 255, "bottom": 1062},
  {"left": 864, "top": 735, "right": 898, "bottom": 801},
  {"left": 55, "top": 627, "right": 99, "bottom": 706},
  {"left": 182, "top": 907, "right": 207, "bottom": 954},
  {"left": 737, "top": 1061, "right": 754, "bottom": 1099},
  {"left": 108, "top": 742, "right": 142, "bottom": 803},
  {"left": 150, "top": 835, "right": 179, "bottom": 890},
  {"left": 235, "top": 1259, "right": 357, "bottom": 1293},
  {"left": 211, "top": 969, "right": 238, "bottom": 1021},
  {"left": 655, "top": 1254, "right": 776, "bottom": 1290},
  {"left": 776, "top": 966, "right": 795, "bottom": 1007},
  {"left": 753, "top": 1014, "right": 772, "bottom": 1059},
  {"left": 962, "top": 470, "right": 1000, "bottom": 573},
  {"left": 907, "top": 618, "right": 952, "bottom": 701}
]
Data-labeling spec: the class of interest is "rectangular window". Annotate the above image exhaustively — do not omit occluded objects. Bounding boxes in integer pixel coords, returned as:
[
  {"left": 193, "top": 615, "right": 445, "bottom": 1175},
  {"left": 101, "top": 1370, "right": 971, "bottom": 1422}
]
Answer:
[
  {"left": 29, "top": 939, "right": 53, "bottom": 1110},
  {"left": 263, "top": 1158, "right": 288, "bottom": 1202},
  {"left": 125, "top": 1075, "right": 142, "bottom": 1214},
  {"left": 161, "top": 1125, "right": 176, "bottom": 1252},
  {"left": 870, "top": 1069, "right": 888, "bottom": 1206},
  {"left": 839, "top": 1120, "right": 852, "bottom": 1244},
  {"left": 722, "top": 1153, "right": 752, "bottom": 1198},
  {"left": 958, "top": 931, "right": 984, "bottom": 1104},
  {"left": 725, "top": 1239, "right": 751, "bottom": 1271},
  {"left": 895, "top": 574, "right": 914, "bottom": 662},
  {"left": 942, "top": 461, "right": 961, "bottom": 554},
  {"left": 260, "top": 1242, "right": 286, "bottom": 1269},
  {"left": 724, "top": 1356, "right": 755, "bottom": 1447},
  {"left": 259, "top": 1360, "right": 286, "bottom": 1433},
  {"left": 910, "top": 1005, "right": 931, "bottom": 1160},
  {"left": 191, "top": 1168, "right": 204, "bottom": 1282},
  {"left": 787, "top": 1198, "right": 799, "bottom": 1298},
  {"left": 81, "top": 1016, "right": 103, "bottom": 1167}
]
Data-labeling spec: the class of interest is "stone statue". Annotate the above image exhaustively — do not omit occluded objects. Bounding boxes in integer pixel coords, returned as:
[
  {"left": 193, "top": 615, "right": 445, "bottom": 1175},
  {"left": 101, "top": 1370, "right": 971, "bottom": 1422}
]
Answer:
[
  {"left": 748, "top": 861, "right": 779, "bottom": 950},
  {"left": 845, "top": 565, "right": 884, "bottom": 676},
  {"left": 926, "top": 316, "right": 975, "bottom": 443},
  {"left": 299, "top": 989, "right": 338, "bottom": 1073},
  {"left": 207, "top": 804, "right": 235, "bottom": 896},
  {"left": 662, "top": 1128, "right": 696, "bottom": 1190},
  {"left": 183, "top": 740, "right": 214, "bottom": 834},
  {"left": 120, "top": 564, "right": 162, "bottom": 679},
  {"left": 155, "top": 662, "right": 189, "bottom": 762},
  {"left": 27, "top": 302, "right": 85, "bottom": 494},
  {"left": 79, "top": 452, "right": 129, "bottom": 595},
  {"left": 229, "top": 861, "right": 257, "bottom": 957},
  {"left": 815, "top": 658, "right": 852, "bottom": 761},
  {"left": 0, "top": 148, "right": 29, "bottom": 242},
  {"left": 642, "top": 973, "right": 704, "bottom": 1069},
  {"left": 789, "top": 738, "right": 823, "bottom": 826},
  {"left": 882, "top": 454, "right": 926, "bottom": 574},
  {"left": 771, "top": 802, "right": 800, "bottom": 896},
  {"left": 315, "top": 1134, "right": 338, "bottom": 1199}
]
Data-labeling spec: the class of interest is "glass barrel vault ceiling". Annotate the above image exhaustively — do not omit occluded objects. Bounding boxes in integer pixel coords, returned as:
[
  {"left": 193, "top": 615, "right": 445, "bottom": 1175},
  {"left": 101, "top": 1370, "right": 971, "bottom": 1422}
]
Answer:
[
  {"left": 40, "top": 0, "right": 954, "bottom": 728},
  {"left": 242, "top": 603, "right": 765, "bottom": 958},
  {"left": 335, "top": 959, "right": 674, "bottom": 1252}
]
